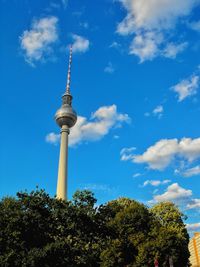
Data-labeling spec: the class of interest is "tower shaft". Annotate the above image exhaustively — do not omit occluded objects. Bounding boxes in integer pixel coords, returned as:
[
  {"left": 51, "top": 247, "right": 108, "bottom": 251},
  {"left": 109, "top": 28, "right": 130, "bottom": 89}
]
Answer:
[{"left": 56, "top": 125, "right": 69, "bottom": 200}]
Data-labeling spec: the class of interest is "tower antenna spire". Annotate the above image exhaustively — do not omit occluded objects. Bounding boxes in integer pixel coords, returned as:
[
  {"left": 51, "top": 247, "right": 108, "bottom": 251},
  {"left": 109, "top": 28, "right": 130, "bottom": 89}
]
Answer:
[{"left": 66, "top": 45, "right": 73, "bottom": 95}]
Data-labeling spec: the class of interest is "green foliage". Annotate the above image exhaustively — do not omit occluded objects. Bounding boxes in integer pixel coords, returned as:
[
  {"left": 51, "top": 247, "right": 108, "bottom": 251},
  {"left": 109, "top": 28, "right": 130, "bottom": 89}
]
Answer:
[
  {"left": 0, "top": 190, "right": 190, "bottom": 267},
  {"left": 72, "top": 190, "right": 97, "bottom": 209},
  {"left": 150, "top": 202, "right": 190, "bottom": 267}
]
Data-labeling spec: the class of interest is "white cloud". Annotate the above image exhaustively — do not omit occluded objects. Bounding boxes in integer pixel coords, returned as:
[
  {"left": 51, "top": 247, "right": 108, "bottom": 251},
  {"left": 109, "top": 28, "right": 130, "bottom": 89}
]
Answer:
[
  {"left": 187, "top": 199, "right": 200, "bottom": 209},
  {"left": 116, "top": 0, "right": 197, "bottom": 61},
  {"left": 120, "top": 137, "right": 200, "bottom": 170},
  {"left": 45, "top": 132, "right": 60, "bottom": 144},
  {"left": 121, "top": 139, "right": 178, "bottom": 170},
  {"left": 104, "top": 62, "right": 115, "bottom": 73},
  {"left": 46, "top": 105, "right": 130, "bottom": 146},
  {"left": 145, "top": 105, "right": 164, "bottom": 119},
  {"left": 72, "top": 34, "right": 89, "bottom": 53},
  {"left": 152, "top": 183, "right": 200, "bottom": 211},
  {"left": 117, "top": 0, "right": 198, "bottom": 34},
  {"left": 171, "top": 74, "right": 199, "bottom": 102},
  {"left": 183, "top": 165, "right": 200, "bottom": 177},
  {"left": 20, "top": 16, "right": 58, "bottom": 64},
  {"left": 153, "top": 105, "right": 164, "bottom": 118},
  {"left": 154, "top": 183, "right": 192, "bottom": 202},
  {"left": 153, "top": 105, "right": 164, "bottom": 115},
  {"left": 186, "top": 223, "right": 200, "bottom": 232},
  {"left": 143, "top": 179, "right": 171, "bottom": 187},
  {"left": 129, "top": 31, "right": 163, "bottom": 62},
  {"left": 129, "top": 34, "right": 187, "bottom": 62},
  {"left": 135, "top": 138, "right": 200, "bottom": 169}
]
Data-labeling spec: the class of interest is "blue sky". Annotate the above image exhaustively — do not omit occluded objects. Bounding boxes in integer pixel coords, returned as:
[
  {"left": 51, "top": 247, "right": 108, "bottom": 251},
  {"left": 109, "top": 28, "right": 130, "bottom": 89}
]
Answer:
[{"left": 0, "top": 0, "right": 200, "bottom": 234}]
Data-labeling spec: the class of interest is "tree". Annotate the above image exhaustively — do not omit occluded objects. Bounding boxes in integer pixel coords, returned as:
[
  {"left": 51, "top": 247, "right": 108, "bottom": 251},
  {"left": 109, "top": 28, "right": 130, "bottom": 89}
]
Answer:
[
  {"left": 0, "top": 190, "right": 190, "bottom": 267},
  {"left": 0, "top": 189, "right": 102, "bottom": 266},
  {"left": 150, "top": 202, "right": 190, "bottom": 267},
  {"left": 99, "top": 198, "right": 153, "bottom": 267}
]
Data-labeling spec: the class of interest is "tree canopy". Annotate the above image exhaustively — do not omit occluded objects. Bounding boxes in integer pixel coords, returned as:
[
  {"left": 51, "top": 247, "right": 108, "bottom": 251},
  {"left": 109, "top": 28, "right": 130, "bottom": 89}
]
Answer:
[{"left": 0, "top": 189, "right": 190, "bottom": 267}]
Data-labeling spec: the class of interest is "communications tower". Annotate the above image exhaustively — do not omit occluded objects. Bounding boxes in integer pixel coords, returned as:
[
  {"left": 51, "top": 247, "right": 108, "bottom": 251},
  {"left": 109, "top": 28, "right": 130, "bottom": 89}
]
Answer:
[{"left": 55, "top": 46, "right": 77, "bottom": 200}]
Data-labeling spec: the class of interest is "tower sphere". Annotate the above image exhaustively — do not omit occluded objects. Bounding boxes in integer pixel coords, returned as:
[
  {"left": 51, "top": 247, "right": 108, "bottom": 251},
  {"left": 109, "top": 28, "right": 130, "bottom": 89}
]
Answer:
[{"left": 55, "top": 93, "right": 77, "bottom": 128}]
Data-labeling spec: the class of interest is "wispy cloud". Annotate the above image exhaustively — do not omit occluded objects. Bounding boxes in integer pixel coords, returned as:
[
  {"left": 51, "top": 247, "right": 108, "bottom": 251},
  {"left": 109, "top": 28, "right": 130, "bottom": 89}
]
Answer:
[
  {"left": 143, "top": 179, "right": 171, "bottom": 187},
  {"left": 71, "top": 34, "right": 90, "bottom": 53},
  {"left": 132, "top": 173, "right": 142, "bottom": 178},
  {"left": 163, "top": 42, "right": 188, "bottom": 59},
  {"left": 80, "top": 22, "right": 89, "bottom": 29},
  {"left": 186, "top": 223, "right": 200, "bottom": 233},
  {"left": 116, "top": 0, "right": 196, "bottom": 62},
  {"left": 153, "top": 105, "right": 164, "bottom": 117},
  {"left": 81, "top": 183, "right": 113, "bottom": 193},
  {"left": 187, "top": 199, "right": 200, "bottom": 209},
  {"left": 109, "top": 41, "right": 121, "bottom": 50},
  {"left": 104, "top": 62, "right": 115, "bottom": 74},
  {"left": 61, "top": 0, "right": 68, "bottom": 9},
  {"left": 20, "top": 16, "right": 58, "bottom": 65},
  {"left": 171, "top": 74, "right": 199, "bottom": 102},
  {"left": 145, "top": 105, "right": 164, "bottom": 119},
  {"left": 183, "top": 165, "right": 200, "bottom": 177},
  {"left": 46, "top": 105, "right": 130, "bottom": 146},
  {"left": 120, "top": 147, "right": 136, "bottom": 161}
]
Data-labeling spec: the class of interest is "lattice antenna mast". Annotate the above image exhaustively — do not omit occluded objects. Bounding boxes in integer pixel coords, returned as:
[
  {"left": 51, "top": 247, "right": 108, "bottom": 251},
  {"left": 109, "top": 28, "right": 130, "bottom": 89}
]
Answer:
[{"left": 66, "top": 45, "right": 73, "bottom": 95}]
